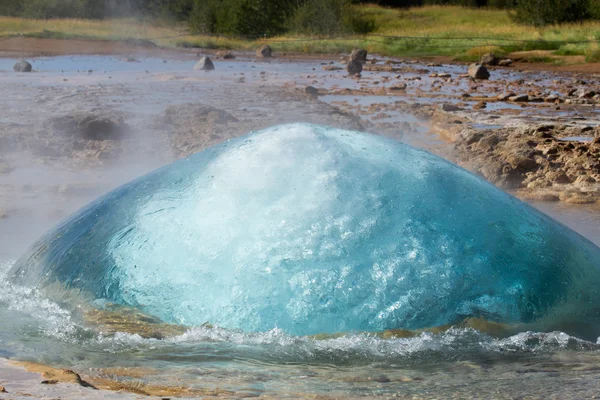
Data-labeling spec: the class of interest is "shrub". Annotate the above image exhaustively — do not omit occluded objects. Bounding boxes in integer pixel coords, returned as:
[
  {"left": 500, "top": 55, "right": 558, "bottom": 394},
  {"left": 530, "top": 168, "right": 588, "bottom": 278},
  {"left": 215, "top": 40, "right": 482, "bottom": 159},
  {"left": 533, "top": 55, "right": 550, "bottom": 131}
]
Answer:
[
  {"left": 288, "top": 0, "right": 375, "bottom": 35},
  {"left": 511, "top": 0, "right": 590, "bottom": 26},
  {"left": 189, "top": 0, "right": 293, "bottom": 36}
]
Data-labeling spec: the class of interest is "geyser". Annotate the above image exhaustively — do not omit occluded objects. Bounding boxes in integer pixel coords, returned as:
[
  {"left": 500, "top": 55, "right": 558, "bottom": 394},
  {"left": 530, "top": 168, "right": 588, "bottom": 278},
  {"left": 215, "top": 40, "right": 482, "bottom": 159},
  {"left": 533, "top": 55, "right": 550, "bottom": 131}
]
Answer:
[{"left": 10, "top": 124, "right": 600, "bottom": 337}]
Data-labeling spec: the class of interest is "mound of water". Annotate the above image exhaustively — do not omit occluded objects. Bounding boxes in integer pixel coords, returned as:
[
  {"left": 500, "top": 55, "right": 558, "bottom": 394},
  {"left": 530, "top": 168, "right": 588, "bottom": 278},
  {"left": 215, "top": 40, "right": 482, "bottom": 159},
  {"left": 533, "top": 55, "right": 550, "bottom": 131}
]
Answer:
[{"left": 10, "top": 124, "right": 600, "bottom": 338}]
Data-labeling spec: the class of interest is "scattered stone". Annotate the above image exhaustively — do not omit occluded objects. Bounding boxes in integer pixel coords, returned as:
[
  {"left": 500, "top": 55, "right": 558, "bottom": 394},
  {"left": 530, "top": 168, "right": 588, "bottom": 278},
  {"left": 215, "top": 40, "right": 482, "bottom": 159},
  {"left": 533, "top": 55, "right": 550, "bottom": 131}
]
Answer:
[
  {"left": 41, "top": 379, "right": 59, "bottom": 385},
  {"left": 578, "top": 89, "right": 597, "bottom": 98},
  {"left": 473, "top": 101, "right": 487, "bottom": 110},
  {"left": 0, "top": 385, "right": 6, "bottom": 392},
  {"left": 370, "top": 375, "right": 391, "bottom": 383},
  {"left": 552, "top": 171, "right": 572, "bottom": 184},
  {"left": 13, "top": 60, "right": 32, "bottom": 72},
  {"left": 305, "top": 86, "right": 318, "bottom": 97},
  {"left": 122, "top": 58, "right": 140, "bottom": 63},
  {"left": 498, "top": 59, "right": 513, "bottom": 67},
  {"left": 193, "top": 56, "right": 215, "bottom": 71},
  {"left": 346, "top": 60, "right": 363, "bottom": 76},
  {"left": 497, "top": 93, "right": 516, "bottom": 101},
  {"left": 389, "top": 83, "right": 407, "bottom": 91},
  {"left": 509, "top": 94, "right": 529, "bottom": 102},
  {"left": 480, "top": 53, "right": 499, "bottom": 66},
  {"left": 441, "top": 103, "right": 462, "bottom": 112},
  {"left": 350, "top": 49, "right": 368, "bottom": 62},
  {"left": 322, "top": 65, "right": 342, "bottom": 71},
  {"left": 256, "top": 45, "right": 272, "bottom": 58},
  {"left": 544, "top": 94, "right": 560, "bottom": 103},
  {"left": 468, "top": 64, "right": 490, "bottom": 80},
  {"left": 215, "top": 51, "right": 235, "bottom": 59}
]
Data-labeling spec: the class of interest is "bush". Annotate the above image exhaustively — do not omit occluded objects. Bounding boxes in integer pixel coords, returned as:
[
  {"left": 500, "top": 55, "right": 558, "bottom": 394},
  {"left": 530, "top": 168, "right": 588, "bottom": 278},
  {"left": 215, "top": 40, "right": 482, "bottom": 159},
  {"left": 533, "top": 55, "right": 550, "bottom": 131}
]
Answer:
[
  {"left": 189, "top": 0, "right": 294, "bottom": 36},
  {"left": 288, "top": 0, "right": 375, "bottom": 35},
  {"left": 511, "top": 0, "right": 590, "bottom": 26},
  {"left": 588, "top": 0, "right": 600, "bottom": 18}
]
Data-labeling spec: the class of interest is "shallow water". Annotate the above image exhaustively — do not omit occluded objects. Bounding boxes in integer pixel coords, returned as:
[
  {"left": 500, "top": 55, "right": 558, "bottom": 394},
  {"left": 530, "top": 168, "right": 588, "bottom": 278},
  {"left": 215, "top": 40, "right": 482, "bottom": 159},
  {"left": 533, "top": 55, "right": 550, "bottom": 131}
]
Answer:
[{"left": 3, "top": 258, "right": 600, "bottom": 399}]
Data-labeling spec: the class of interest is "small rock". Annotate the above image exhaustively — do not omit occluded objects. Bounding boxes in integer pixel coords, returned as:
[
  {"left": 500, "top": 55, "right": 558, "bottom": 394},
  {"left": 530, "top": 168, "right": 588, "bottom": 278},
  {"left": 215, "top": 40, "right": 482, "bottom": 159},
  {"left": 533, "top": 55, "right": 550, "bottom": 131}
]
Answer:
[
  {"left": 579, "top": 89, "right": 596, "bottom": 98},
  {"left": 509, "top": 94, "right": 529, "bottom": 102},
  {"left": 216, "top": 50, "right": 235, "bottom": 59},
  {"left": 498, "top": 58, "right": 513, "bottom": 67},
  {"left": 193, "top": 56, "right": 215, "bottom": 71},
  {"left": 389, "top": 83, "right": 407, "bottom": 91},
  {"left": 544, "top": 94, "right": 559, "bottom": 102},
  {"left": 480, "top": 53, "right": 498, "bottom": 66},
  {"left": 13, "top": 60, "right": 32, "bottom": 72},
  {"left": 497, "top": 92, "right": 516, "bottom": 101},
  {"left": 350, "top": 49, "right": 368, "bottom": 62},
  {"left": 305, "top": 86, "right": 318, "bottom": 97},
  {"left": 41, "top": 379, "right": 59, "bottom": 385},
  {"left": 370, "top": 375, "right": 391, "bottom": 383},
  {"left": 552, "top": 172, "right": 572, "bottom": 184},
  {"left": 473, "top": 101, "right": 487, "bottom": 110},
  {"left": 0, "top": 209, "right": 7, "bottom": 219},
  {"left": 441, "top": 103, "right": 462, "bottom": 112},
  {"left": 346, "top": 60, "right": 363, "bottom": 76},
  {"left": 256, "top": 45, "right": 272, "bottom": 58},
  {"left": 0, "top": 385, "right": 6, "bottom": 392},
  {"left": 468, "top": 64, "right": 490, "bottom": 80}
]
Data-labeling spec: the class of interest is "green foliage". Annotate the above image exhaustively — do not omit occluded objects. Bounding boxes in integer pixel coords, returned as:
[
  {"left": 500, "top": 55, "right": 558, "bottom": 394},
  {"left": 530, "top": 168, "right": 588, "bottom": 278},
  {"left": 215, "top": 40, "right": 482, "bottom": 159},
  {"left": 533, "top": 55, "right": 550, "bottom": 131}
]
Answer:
[
  {"left": 586, "top": 48, "right": 600, "bottom": 61},
  {"left": 188, "top": 0, "right": 294, "bottom": 36},
  {"left": 511, "top": 0, "right": 590, "bottom": 26},
  {"left": 20, "top": 0, "right": 102, "bottom": 19},
  {"left": 288, "top": 0, "right": 375, "bottom": 35},
  {"left": 0, "top": 1, "right": 24, "bottom": 16},
  {"left": 588, "top": 0, "right": 600, "bottom": 18}
]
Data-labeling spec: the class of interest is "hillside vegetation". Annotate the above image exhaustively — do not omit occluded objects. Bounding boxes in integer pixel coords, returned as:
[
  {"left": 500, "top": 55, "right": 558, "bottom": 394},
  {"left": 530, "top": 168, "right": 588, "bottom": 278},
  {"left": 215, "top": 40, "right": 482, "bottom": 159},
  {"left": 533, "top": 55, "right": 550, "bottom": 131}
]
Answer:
[{"left": 1, "top": 4, "right": 599, "bottom": 62}]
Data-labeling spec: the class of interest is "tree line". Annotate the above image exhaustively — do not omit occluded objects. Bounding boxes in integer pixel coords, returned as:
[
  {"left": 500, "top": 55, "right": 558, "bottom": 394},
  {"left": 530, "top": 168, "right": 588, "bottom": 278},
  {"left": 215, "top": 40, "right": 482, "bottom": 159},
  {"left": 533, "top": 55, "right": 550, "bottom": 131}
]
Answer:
[{"left": 1, "top": 0, "right": 599, "bottom": 32}]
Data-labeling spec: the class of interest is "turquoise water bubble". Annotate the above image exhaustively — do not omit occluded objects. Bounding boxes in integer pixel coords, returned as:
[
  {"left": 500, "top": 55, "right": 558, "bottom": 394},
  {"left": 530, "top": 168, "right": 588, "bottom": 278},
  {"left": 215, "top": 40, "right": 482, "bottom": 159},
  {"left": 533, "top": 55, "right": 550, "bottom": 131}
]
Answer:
[{"left": 10, "top": 124, "right": 600, "bottom": 338}]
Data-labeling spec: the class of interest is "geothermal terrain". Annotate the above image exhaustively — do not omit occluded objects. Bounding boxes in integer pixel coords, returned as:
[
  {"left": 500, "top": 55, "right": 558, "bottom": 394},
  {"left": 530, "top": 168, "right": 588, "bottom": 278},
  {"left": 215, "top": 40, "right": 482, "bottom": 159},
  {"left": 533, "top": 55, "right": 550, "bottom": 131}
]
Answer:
[{"left": 1, "top": 40, "right": 600, "bottom": 398}]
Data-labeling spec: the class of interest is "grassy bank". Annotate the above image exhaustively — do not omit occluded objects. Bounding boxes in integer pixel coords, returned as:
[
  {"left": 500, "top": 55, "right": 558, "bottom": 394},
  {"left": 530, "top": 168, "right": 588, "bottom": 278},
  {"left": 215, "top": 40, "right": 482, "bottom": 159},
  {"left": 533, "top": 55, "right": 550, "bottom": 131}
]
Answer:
[{"left": 1, "top": 5, "right": 600, "bottom": 63}]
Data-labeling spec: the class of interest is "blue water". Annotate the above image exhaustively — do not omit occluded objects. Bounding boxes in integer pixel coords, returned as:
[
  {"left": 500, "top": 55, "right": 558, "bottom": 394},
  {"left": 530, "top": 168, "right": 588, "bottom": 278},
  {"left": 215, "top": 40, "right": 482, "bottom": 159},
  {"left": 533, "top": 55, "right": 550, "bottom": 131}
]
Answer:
[{"left": 10, "top": 123, "right": 600, "bottom": 339}]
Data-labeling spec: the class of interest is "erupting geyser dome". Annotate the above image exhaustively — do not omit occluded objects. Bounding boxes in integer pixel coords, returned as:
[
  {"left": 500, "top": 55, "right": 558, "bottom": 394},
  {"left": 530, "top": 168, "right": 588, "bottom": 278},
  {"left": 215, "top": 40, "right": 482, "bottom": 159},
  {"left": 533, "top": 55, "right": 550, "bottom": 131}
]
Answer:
[{"left": 10, "top": 124, "right": 600, "bottom": 338}]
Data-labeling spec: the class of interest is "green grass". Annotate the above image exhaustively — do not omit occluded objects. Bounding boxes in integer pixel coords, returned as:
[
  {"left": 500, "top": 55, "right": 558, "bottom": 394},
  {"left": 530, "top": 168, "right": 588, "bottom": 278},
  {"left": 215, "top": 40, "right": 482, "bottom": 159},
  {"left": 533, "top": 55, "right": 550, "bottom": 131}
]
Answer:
[{"left": 1, "top": 5, "right": 600, "bottom": 63}]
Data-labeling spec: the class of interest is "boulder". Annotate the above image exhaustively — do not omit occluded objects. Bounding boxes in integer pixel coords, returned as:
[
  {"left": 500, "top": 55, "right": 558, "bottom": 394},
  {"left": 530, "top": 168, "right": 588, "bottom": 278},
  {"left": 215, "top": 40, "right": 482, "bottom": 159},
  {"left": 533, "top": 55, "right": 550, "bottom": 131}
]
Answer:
[
  {"left": 193, "top": 56, "right": 215, "bottom": 71},
  {"left": 346, "top": 60, "right": 363, "bottom": 76},
  {"left": 350, "top": 49, "right": 368, "bottom": 62},
  {"left": 468, "top": 64, "right": 490, "bottom": 80},
  {"left": 480, "top": 53, "right": 498, "bottom": 66},
  {"left": 256, "top": 45, "right": 272, "bottom": 58},
  {"left": 13, "top": 60, "right": 32, "bottom": 72}
]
